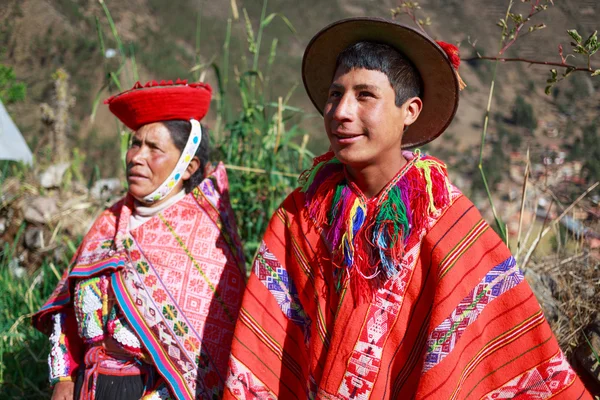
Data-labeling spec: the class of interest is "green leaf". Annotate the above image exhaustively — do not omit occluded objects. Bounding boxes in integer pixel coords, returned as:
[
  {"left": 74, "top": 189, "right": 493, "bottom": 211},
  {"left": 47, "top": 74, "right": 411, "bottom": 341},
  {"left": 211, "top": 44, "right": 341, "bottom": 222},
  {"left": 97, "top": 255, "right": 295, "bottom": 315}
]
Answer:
[
  {"left": 508, "top": 13, "right": 524, "bottom": 25},
  {"left": 261, "top": 13, "right": 277, "bottom": 27},
  {"left": 109, "top": 72, "right": 122, "bottom": 91},
  {"left": 94, "top": 16, "right": 106, "bottom": 60},
  {"left": 129, "top": 43, "right": 139, "bottom": 82},
  {"left": 584, "top": 30, "right": 597, "bottom": 48},
  {"left": 573, "top": 45, "right": 588, "bottom": 54},
  {"left": 567, "top": 29, "right": 582, "bottom": 44},
  {"left": 592, "top": 69, "right": 600, "bottom": 77},
  {"left": 260, "top": 13, "right": 296, "bottom": 34},
  {"left": 90, "top": 83, "right": 108, "bottom": 122},
  {"left": 563, "top": 66, "right": 576, "bottom": 77},
  {"left": 550, "top": 69, "right": 558, "bottom": 80}
]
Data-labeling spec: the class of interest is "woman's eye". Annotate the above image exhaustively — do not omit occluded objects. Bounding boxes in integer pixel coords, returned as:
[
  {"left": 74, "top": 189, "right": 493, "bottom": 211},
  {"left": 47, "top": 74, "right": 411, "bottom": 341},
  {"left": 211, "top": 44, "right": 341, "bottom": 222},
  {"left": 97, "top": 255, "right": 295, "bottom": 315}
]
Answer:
[{"left": 329, "top": 90, "right": 342, "bottom": 98}]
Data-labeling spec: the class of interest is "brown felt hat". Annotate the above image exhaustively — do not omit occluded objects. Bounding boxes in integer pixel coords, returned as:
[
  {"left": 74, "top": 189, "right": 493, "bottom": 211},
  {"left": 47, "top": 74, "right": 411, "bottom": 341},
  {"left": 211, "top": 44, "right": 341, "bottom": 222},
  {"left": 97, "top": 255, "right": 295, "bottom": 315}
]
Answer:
[{"left": 302, "top": 17, "right": 459, "bottom": 148}]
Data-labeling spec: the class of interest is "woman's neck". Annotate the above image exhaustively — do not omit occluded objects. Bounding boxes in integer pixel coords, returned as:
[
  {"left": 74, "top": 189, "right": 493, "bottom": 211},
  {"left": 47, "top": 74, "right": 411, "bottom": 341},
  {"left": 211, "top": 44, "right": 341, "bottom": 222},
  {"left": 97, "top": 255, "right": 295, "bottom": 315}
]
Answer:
[{"left": 133, "top": 189, "right": 186, "bottom": 217}]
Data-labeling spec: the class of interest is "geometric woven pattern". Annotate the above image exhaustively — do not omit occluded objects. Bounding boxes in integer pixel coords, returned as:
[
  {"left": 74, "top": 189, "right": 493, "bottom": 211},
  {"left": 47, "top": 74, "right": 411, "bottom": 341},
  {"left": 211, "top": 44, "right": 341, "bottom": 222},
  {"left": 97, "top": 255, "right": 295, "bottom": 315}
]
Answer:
[
  {"left": 226, "top": 355, "right": 277, "bottom": 400},
  {"left": 254, "top": 241, "right": 311, "bottom": 343},
  {"left": 424, "top": 256, "right": 522, "bottom": 372},
  {"left": 480, "top": 351, "right": 577, "bottom": 399}
]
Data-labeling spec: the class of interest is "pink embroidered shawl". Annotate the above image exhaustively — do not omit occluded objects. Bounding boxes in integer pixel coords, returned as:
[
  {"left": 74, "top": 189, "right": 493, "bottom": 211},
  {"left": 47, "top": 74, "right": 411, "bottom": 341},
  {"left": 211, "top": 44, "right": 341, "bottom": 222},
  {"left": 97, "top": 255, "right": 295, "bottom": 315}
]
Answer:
[{"left": 33, "top": 163, "right": 246, "bottom": 399}]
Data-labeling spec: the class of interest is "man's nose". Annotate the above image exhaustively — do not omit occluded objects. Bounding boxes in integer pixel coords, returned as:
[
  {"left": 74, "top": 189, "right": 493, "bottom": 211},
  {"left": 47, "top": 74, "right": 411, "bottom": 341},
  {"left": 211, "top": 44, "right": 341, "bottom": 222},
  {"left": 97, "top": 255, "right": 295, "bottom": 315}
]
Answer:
[{"left": 333, "top": 94, "right": 355, "bottom": 122}]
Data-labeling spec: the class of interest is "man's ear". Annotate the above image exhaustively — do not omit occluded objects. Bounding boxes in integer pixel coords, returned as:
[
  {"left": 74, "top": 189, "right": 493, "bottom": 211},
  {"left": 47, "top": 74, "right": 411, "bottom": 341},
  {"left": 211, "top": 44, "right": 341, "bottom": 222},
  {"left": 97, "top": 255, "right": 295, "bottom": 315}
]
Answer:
[
  {"left": 403, "top": 97, "right": 423, "bottom": 127},
  {"left": 183, "top": 156, "right": 201, "bottom": 180}
]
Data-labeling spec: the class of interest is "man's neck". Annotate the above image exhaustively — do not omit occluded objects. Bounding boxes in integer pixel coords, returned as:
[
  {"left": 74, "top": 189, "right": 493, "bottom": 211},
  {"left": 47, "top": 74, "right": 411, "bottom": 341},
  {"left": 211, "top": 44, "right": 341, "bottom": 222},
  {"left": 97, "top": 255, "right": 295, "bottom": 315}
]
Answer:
[{"left": 346, "top": 156, "right": 407, "bottom": 198}]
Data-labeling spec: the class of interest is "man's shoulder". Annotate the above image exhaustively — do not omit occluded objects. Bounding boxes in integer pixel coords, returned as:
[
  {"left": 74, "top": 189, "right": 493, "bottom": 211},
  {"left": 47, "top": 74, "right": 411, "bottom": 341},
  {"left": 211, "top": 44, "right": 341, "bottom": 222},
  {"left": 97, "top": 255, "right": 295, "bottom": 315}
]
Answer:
[{"left": 277, "top": 187, "right": 307, "bottom": 216}]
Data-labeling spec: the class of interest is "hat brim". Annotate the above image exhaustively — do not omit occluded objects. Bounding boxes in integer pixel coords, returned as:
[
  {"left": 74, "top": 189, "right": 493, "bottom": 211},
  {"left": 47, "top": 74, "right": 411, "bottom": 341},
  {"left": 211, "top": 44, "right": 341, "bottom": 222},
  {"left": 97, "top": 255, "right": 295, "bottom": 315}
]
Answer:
[{"left": 302, "top": 17, "right": 459, "bottom": 148}]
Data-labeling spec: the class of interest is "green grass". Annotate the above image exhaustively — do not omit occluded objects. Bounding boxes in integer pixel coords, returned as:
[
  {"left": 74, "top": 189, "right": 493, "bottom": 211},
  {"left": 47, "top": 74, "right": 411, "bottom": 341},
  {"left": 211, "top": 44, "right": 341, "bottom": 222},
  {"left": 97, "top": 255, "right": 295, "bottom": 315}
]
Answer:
[{"left": 0, "top": 236, "right": 71, "bottom": 398}]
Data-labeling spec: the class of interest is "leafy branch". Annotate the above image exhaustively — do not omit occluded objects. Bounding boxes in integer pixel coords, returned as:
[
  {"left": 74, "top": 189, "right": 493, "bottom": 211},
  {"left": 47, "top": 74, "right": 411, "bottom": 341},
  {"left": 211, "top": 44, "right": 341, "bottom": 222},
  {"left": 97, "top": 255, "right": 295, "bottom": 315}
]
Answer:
[
  {"left": 496, "top": 0, "right": 551, "bottom": 55},
  {"left": 544, "top": 29, "right": 600, "bottom": 93},
  {"left": 390, "top": 1, "right": 431, "bottom": 34},
  {"left": 466, "top": 29, "right": 599, "bottom": 94}
]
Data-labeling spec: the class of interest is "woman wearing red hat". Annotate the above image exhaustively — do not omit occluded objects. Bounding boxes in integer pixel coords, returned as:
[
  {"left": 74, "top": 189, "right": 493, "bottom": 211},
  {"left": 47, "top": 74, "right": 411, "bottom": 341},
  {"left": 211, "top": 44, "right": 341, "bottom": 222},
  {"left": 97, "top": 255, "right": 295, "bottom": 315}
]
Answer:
[{"left": 33, "top": 80, "right": 246, "bottom": 400}]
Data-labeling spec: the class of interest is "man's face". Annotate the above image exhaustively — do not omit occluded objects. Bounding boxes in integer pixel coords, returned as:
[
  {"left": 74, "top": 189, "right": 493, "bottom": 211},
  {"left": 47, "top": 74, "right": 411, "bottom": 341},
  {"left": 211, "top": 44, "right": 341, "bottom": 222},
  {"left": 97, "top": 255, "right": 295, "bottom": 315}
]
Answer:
[{"left": 324, "top": 67, "right": 412, "bottom": 170}]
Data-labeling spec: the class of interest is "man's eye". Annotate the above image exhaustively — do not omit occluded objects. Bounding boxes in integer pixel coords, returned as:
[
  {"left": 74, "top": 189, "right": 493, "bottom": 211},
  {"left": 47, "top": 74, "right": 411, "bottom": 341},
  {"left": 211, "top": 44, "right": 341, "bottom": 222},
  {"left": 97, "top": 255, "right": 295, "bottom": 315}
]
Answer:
[{"left": 358, "top": 91, "right": 374, "bottom": 98}]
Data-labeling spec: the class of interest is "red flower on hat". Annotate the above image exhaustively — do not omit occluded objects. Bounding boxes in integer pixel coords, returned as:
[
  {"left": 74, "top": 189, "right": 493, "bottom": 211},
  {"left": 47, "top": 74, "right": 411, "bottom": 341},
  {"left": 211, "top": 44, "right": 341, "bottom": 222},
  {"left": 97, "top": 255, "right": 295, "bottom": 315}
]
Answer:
[{"left": 436, "top": 41, "right": 466, "bottom": 90}]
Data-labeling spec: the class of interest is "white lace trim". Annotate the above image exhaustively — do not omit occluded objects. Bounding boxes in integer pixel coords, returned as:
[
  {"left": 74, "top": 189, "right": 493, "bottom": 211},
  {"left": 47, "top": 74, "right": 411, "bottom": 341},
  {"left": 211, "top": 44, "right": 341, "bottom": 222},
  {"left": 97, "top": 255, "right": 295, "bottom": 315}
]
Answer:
[
  {"left": 48, "top": 313, "right": 69, "bottom": 380},
  {"left": 112, "top": 319, "right": 142, "bottom": 349}
]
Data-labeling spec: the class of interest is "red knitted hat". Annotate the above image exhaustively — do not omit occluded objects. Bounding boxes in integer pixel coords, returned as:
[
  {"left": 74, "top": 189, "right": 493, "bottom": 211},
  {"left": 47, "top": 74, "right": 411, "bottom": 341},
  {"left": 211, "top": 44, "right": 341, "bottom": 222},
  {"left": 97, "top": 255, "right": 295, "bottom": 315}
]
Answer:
[{"left": 104, "top": 79, "right": 212, "bottom": 131}]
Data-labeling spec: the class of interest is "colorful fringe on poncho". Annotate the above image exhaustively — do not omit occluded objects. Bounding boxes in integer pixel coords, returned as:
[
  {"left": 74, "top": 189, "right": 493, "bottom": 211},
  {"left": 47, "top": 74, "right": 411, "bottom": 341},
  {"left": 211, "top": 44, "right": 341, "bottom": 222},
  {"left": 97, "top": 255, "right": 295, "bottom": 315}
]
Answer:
[
  {"left": 224, "top": 151, "right": 592, "bottom": 399},
  {"left": 299, "top": 150, "right": 451, "bottom": 299}
]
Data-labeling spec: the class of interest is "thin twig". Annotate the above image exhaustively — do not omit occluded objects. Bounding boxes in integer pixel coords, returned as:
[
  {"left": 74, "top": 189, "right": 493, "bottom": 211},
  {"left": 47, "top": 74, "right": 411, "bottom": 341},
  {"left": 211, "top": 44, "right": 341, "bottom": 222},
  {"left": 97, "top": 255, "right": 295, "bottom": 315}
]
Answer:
[
  {"left": 463, "top": 56, "right": 596, "bottom": 72},
  {"left": 540, "top": 182, "right": 599, "bottom": 238},
  {"left": 528, "top": 197, "right": 555, "bottom": 269},
  {"left": 521, "top": 181, "right": 599, "bottom": 269},
  {"left": 516, "top": 148, "right": 530, "bottom": 259}
]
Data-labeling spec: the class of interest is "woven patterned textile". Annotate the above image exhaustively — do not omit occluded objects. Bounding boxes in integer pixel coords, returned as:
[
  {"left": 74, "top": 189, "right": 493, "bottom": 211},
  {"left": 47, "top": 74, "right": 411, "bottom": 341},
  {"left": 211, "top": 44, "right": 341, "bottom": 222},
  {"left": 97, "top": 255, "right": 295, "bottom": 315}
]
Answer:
[
  {"left": 224, "top": 153, "right": 591, "bottom": 400},
  {"left": 34, "top": 163, "right": 246, "bottom": 400}
]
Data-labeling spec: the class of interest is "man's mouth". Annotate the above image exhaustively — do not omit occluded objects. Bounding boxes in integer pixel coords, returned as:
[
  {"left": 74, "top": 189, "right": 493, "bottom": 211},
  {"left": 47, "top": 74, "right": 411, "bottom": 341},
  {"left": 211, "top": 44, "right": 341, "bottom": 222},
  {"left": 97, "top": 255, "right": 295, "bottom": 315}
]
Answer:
[{"left": 332, "top": 130, "right": 364, "bottom": 143}]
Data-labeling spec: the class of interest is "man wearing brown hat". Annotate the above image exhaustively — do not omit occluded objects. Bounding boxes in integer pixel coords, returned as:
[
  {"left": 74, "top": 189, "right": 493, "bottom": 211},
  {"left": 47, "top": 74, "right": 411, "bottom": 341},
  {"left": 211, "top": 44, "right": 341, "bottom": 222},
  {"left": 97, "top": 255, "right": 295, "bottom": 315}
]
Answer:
[{"left": 224, "top": 18, "right": 592, "bottom": 399}]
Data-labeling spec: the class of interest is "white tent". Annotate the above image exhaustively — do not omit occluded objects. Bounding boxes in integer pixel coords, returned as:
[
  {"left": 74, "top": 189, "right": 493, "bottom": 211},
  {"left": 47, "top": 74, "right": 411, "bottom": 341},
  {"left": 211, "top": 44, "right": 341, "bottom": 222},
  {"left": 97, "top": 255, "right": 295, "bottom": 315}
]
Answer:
[{"left": 0, "top": 99, "right": 33, "bottom": 164}]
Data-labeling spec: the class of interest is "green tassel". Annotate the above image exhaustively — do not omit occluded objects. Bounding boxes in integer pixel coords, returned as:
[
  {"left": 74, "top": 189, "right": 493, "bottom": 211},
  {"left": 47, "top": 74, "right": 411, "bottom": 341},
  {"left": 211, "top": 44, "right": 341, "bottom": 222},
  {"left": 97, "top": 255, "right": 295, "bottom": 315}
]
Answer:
[
  {"left": 328, "top": 181, "right": 346, "bottom": 224},
  {"left": 375, "top": 185, "right": 409, "bottom": 247},
  {"left": 300, "top": 160, "right": 325, "bottom": 192},
  {"left": 300, "top": 158, "right": 341, "bottom": 192}
]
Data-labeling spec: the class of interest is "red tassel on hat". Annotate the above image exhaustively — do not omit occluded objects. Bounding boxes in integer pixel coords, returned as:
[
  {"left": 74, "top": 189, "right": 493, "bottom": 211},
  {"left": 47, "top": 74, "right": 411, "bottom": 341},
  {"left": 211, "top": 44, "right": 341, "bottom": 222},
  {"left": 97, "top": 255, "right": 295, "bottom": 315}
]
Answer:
[{"left": 436, "top": 41, "right": 467, "bottom": 91}]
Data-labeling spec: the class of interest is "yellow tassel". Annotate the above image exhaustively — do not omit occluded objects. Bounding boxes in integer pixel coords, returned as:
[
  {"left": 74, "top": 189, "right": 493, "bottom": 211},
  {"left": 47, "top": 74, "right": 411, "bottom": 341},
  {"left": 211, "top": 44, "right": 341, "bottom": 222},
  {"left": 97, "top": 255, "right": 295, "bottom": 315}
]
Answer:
[
  {"left": 102, "top": 286, "right": 109, "bottom": 318},
  {"left": 414, "top": 157, "right": 450, "bottom": 214},
  {"left": 347, "top": 199, "right": 364, "bottom": 243},
  {"left": 456, "top": 70, "right": 467, "bottom": 91}
]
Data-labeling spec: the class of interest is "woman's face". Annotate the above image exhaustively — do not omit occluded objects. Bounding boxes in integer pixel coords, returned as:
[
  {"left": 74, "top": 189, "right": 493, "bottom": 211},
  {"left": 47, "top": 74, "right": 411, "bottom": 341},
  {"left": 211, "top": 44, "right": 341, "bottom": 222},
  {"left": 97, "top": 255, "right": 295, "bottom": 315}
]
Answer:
[{"left": 125, "top": 122, "right": 183, "bottom": 202}]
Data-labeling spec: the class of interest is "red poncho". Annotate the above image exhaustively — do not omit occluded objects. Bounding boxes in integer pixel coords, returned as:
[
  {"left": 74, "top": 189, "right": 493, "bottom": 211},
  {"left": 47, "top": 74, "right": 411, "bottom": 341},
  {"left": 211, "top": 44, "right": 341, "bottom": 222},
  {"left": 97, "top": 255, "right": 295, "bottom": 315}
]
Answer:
[{"left": 223, "top": 152, "right": 590, "bottom": 399}]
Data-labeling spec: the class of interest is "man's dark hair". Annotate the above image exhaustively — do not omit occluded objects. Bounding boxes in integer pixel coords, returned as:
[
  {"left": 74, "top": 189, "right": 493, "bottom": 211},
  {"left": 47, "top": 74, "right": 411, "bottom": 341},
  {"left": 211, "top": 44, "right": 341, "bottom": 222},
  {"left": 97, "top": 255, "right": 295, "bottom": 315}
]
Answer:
[
  {"left": 163, "top": 120, "right": 210, "bottom": 193},
  {"left": 335, "top": 41, "right": 423, "bottom": 107}
]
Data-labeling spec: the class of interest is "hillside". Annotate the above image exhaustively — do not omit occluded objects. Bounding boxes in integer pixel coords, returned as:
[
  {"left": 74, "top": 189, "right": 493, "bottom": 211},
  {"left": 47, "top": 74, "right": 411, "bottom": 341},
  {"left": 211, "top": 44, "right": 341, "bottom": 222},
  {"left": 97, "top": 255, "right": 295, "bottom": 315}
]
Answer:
[{"left": 0, "top": 0, "right": 599, "bottom": 179}]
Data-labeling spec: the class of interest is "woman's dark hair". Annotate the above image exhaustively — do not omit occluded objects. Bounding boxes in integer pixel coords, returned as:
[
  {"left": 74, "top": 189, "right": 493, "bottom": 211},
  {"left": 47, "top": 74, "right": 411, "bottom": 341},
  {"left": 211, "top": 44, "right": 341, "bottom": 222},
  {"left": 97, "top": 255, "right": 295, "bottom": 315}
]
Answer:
[
  {"left": 335, "top": 41, "right": 423, "bottom": 107},
  {"left": 163, "top": 120, "right": 210, "bottom": 193}
]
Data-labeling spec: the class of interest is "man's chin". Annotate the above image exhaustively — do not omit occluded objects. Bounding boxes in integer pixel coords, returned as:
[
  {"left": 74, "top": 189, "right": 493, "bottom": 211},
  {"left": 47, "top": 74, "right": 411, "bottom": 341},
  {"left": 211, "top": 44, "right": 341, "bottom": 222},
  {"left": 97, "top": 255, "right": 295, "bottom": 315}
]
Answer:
[{"left": 332, "top": 148, "right": 370, "bottom": 167}]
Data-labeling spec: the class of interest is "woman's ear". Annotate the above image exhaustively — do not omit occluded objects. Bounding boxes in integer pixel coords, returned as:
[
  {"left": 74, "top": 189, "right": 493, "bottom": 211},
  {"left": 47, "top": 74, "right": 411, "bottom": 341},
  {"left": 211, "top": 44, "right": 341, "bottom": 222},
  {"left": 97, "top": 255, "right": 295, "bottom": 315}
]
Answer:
[
  {"left": 182, "top": 156, "right": 201, "bottom": 180},
  {"left": 403, "top": 96, "right": 423, "bottom": 127}
]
